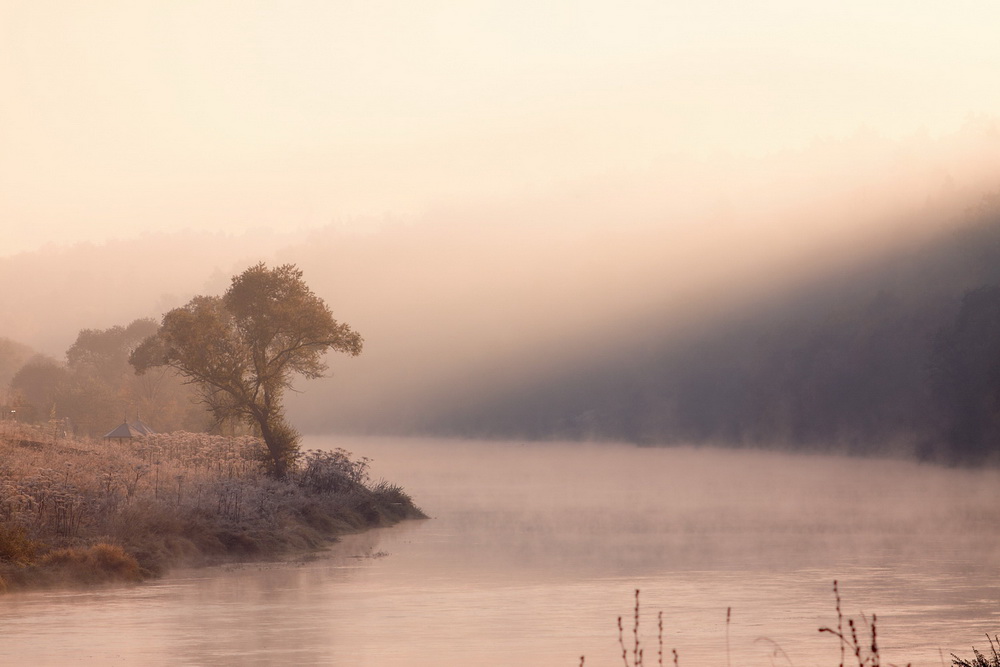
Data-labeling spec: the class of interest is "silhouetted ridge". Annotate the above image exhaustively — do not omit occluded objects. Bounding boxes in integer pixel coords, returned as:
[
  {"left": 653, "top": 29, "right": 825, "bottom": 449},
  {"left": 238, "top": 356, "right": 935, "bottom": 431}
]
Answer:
[{"left": 423, "top": 194, "right": 1000, "bottom": 464}]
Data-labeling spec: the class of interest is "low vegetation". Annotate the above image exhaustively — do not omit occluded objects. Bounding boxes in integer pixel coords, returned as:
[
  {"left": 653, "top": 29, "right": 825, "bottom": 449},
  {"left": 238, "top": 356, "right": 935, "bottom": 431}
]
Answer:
[
  {"left": 0, "top": 422, "right": 424, "bottom": 593},
  {"left": 952, "top": 637, "right": 1000, "bottom": 667},
  {"left": 582, "top": 582, "right": 996, "bottom": 667}
]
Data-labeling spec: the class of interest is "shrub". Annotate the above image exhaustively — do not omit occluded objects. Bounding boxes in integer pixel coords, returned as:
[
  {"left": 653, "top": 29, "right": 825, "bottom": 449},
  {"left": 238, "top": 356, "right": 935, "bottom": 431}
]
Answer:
[
  {"left": 0, "top": 521, "right": 37, "bottom": 564},
  {"left": 38, "top": 543, "right": 143, "bottom": 584},
  {"left": 294, "top": 448, "right": 370, "bottom": 494}
]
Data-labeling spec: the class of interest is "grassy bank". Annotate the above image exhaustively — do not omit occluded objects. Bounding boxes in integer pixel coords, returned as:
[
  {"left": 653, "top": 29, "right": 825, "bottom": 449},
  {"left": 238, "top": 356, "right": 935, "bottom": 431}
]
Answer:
[{"left": 0, "top": 423, "right": 425, "bottom": 592}]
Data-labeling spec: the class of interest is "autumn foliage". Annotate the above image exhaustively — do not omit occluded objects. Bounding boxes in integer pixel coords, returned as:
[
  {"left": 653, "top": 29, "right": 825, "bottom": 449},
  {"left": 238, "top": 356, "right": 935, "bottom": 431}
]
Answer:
[{"left": 131, "top": 263, "right": 363, "bottom": 476}]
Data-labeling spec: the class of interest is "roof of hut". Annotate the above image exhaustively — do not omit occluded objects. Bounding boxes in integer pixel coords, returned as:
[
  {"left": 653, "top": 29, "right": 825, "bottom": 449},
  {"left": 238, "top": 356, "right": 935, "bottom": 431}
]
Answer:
[
  {"left": 131, "top": 418, "right": 155, "bottom": 435},
  {"left": 103, "top": 421, "right": 148, "bottom": 439}
]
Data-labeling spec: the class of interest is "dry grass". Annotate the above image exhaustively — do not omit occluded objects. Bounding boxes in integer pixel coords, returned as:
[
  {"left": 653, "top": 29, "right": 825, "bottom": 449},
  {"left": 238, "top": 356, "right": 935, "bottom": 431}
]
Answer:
[
  {"left": 581, "top": 582, "right": 1000, "bottom": 667},
  {"left": 0, "top": 422, "right": 425, "bottom": 591},
  {"left": 952, "top": 636, "right": 1000, "bottom": 667}
]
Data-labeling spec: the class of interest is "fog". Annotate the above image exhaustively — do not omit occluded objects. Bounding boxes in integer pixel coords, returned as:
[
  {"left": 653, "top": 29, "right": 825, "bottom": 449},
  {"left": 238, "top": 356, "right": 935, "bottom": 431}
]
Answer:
[
  {"left": 4, "top": 122, "right": 1000, "bottom": 441},
  {"left": 4, "top": 2, "right": 1000, "bottom": 449},
  {"left": 5, "top": 2, "right": 1000, "bottom": 258},
  {"left": 3, "top": 437, "right": 999, "bottom": 665},
  {"left": 285, "top": 125, "right": 1000, "bottom": 434},
  {"left": 5, "top": 6, "right": 1000, "bottom": 661}
]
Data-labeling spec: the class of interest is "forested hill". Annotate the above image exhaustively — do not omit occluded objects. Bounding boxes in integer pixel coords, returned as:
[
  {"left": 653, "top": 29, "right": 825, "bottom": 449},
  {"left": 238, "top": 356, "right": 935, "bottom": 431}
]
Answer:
[{"left": 419, "top": 195, "right": 1000, "bottom": 464}]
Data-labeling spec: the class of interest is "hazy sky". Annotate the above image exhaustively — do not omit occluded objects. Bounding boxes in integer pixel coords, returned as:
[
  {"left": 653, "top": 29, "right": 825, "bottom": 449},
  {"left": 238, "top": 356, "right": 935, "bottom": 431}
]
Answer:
[{"left": 3, "top": 1, "right": 1000, "bottom": 256}]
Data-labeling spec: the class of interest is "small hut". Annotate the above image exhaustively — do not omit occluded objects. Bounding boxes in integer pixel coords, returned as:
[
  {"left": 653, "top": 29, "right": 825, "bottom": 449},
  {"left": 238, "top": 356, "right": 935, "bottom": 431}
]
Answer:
[
  {"left": 131, "top": 415, "right": 155, "bottom": 435},
  {"left": 103, "top": 421, "right": 147, "bottom": 440},
  {"left": 103, "top": 414, "right": 155, "bottom": 440}
]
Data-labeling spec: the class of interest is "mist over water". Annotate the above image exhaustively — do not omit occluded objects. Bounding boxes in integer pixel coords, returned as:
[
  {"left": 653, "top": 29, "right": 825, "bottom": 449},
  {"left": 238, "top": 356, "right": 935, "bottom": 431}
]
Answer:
[
  {"left": 2, "top": 438, "right": 997, "bottom": 666},
  {"left": 6, "top": 121, "right": 1000, "bottom": 441},
  {"left": 4, "top": 3, "right": 1000, "bottom": 664}
]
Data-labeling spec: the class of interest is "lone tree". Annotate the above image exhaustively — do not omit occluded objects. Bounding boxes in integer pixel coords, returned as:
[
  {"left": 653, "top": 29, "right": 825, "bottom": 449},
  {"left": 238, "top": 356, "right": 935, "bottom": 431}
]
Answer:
[{"left": 130, "top": 263, "right": 363, "bottom": 476}]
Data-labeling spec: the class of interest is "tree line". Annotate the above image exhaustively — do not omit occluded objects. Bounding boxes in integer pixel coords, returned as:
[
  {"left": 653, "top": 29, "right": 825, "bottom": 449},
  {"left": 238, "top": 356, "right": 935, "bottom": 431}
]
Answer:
[
  {"left": 423, "top": 194, "right": 1000, "bottom": 465},
  {"left": 5, "top": 319, "right": 210, "bottom": 436},
  {"left": 5, "top": 264, "right": 362, "bottom": 477},
  {"left": 7, "top": 201, "right": 1000, "bottom": 466}
]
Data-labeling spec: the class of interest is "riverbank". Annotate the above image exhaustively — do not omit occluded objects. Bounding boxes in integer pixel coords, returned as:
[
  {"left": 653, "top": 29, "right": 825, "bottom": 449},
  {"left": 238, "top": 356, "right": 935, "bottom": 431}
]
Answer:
[{"left": 0, "top": 423, "right": 425, "bottom": 592}]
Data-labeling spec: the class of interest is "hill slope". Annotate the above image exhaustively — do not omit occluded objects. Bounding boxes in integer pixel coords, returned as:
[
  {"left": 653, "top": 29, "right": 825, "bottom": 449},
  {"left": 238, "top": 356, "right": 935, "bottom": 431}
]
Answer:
[{"left": 415, "top": 196, "right": 1000, "bottom": 464}]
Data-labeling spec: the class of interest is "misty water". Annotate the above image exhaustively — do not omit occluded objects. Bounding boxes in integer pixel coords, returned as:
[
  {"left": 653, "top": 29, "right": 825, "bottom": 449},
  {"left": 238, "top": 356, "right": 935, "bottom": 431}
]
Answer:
[{"left": 2, "top": 437, "right": 999, "bottom": 666}]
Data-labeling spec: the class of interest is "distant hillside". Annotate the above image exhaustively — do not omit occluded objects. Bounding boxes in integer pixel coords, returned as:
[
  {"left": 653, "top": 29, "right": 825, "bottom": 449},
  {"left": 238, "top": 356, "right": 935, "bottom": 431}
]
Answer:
[
  {"left": 0, "top": 337, "right": 34, "bottom": 390},
  {"left": 4, "top": 126, "right": 1000, "bottom": 464},
  {"left": 414, "top": 194, "right": 1000, "bottom": 464},
  {"left": 7, "top": 196, "right": 1000, "bottom": 465}
]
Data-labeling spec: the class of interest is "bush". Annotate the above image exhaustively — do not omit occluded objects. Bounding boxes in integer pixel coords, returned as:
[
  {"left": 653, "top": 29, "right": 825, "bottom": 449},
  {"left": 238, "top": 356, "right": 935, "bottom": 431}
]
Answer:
[
  {"left": 38, "top": 543, "right": 143, "bottom": 584},
  {"left": 0, "top": 521, "right": 37, "bottom": 564},
  {"left": 294, "top": 448, "right": 370, "bottom": 494}
]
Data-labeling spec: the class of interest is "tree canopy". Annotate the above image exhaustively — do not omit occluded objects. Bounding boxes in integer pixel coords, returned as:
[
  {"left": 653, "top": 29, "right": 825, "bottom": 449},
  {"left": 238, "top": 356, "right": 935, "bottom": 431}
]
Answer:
[
  {"left": 5, "top": 319, "right": 202, "bottom": 435},
  {"left": 131, "top": 263, "right": 363, "bottom": 476}
]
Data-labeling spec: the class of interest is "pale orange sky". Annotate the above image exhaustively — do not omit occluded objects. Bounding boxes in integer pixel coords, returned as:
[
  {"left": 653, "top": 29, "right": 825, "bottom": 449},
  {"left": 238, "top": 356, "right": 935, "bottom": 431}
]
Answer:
[{"left": 2, "top": 1, "right": 1000, "bottom": 256}]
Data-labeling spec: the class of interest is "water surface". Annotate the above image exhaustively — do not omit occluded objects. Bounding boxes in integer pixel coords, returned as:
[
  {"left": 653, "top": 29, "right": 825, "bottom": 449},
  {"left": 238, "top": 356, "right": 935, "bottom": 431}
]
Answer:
[{"left": 2, "top": 438, "right": 998, "bottom": 666}]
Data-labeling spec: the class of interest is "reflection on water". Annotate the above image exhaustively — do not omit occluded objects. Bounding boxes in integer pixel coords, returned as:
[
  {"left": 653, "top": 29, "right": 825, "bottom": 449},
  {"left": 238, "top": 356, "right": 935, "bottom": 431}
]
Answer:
[{"left": 1, "top": 438, "right": 998, "bottom": 666}]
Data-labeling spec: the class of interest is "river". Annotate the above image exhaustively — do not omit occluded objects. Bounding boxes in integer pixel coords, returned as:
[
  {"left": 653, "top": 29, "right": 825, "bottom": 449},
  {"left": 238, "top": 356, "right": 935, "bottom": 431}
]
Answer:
[{"left": 2, "top": 437, "right": 999, "bottom": 666}]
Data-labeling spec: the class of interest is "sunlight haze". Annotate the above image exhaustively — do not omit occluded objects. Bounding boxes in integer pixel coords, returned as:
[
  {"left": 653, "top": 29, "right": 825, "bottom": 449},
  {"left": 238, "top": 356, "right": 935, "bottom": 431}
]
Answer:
[
  {"left": 4, "top": 6, "right": 1000, "bottom": 664},
  {"left": 3, "top": 1, "right": 1000, "bottom": 254}
]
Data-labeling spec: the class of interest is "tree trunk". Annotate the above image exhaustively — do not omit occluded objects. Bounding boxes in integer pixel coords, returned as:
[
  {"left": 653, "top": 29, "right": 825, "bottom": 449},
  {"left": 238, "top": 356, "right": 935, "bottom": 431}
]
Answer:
[{"left": 255, "top": 414, "right": 290, "bottom": 478}]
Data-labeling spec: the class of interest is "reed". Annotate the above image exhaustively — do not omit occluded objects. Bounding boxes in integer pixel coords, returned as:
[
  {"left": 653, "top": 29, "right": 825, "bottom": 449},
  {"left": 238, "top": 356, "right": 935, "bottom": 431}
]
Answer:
[
  {"left": 818, "top": 579, "right": 892, "bottom": 667},
  {"left": 582, "top": 582, "right": 995, "bottom": 667},
  {"left": 952, "top": 636, "right": 1000, "bottom": 667},
  {"left": 611, "top": 589, "right": 664, "bottom": 667}
]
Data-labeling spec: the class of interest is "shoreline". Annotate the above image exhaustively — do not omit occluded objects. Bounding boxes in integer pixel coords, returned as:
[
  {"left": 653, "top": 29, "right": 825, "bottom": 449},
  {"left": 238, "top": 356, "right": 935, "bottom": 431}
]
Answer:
[{"left": 0, "top": 423, "right": 426, "bottom": 593}]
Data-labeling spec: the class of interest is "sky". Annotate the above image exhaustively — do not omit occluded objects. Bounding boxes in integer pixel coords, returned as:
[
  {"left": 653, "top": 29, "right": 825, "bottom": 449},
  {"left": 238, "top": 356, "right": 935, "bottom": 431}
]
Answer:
[{"left": 3, "top": 1, "right": 1000, "bottom": 256}]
